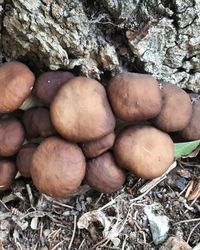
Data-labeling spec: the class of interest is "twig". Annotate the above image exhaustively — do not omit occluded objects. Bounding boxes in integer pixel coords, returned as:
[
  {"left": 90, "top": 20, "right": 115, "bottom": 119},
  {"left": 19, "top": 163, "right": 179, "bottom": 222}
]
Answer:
[
  {"left": 100, "top": 239, "right": 110, "bottom": 248},
  {"left": 52, "top": 200, "right": 74, "bottom": 209},
  {"left": 26, "top": 184, "right": 34, "bottom": 207},
  {"left": 173, "top": 218, "right": 200, "bottom": 226},
  {"left": 98, "top": 199, "right": 116, "bottom": 211},
  {"left": 0, "top": 199, "right": 10, "bottom": 211},
  {"left": 122, "top": 235, "right": 128, "bottom": 250},
  {"left": 187, "top": 222, "right": 200, "bottom": 243},
  {"left": 78, "top": 239, "right": 85, "bottom": 250},
  {"left": 142, "top": 231, "right": 146, "bottom": 243},
  {"left": 51, "top": 240, "right": 64, "bottom": 250},
  {"left": 16, "top": 242, "right": 23, "bottom": 250},
  {"left": 92, "top": 238, "right": 108, "bottom": 249},
  {"left": 131, "top": 162, "right": 177, "bottom": 202},
  {"left": 95, "top": 193, "right": 104, "bottom": 205},
  {"left": 130, "top": 189, "right": 154, "bottom": 202},
  {"left": 190, "top": 191, "right": 200, "bottom": 206},
  {"left": 129, "top": 178, "right": 142, "bottom": 193},
  {"left": 39, "top": 222, "right": 44, "bottom": 246},
  {"left": 130, "top": 203, "right": 146, "bottom": 207},
  {"left": 139, "top": 161, "right": 177, "bottom": 194},
  {"left": 179, "top": 181, "right": 191, "bottom": 196},
  {"left": 15, "top": 171, "right": 21, "bottom": 179},
  {"left": 33, "top": 242, "right": 38, "bottom": 250},
  {"left": 68, "top": 215, "right": 77, "bottom": 250},
  {"left": 43, "top": 195, "right": 73, "bottom": 209},
  {"left": 48, "top": 228, "right": 61, "bottom": 239},
  {"left": 178, "top": 160, "right": 200, "bottom": 168},
  {"left": 185, "top": 181, "right": 194, "bottom": 199}
]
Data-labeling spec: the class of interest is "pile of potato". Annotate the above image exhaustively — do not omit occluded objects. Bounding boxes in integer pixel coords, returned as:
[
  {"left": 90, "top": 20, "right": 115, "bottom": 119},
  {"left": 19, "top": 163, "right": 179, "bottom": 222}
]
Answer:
[{"left": 0, "top": 61, "right": 199, "bottom": 197}]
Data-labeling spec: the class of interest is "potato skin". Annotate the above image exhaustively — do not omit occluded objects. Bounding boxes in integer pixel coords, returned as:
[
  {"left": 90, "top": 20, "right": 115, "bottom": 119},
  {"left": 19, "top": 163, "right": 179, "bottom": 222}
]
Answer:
[
  {"left": 86, "top": 152, "right": 126, "bottom": 193},
  {"left": 0, "top": 62, "right": 35, "bottom": 113},
  {"left": 114, "top": 125, "right": 174, "bottom": 179},
  {"left": 0, "top": 159, "right": 17, "bottom": 191},
  {"left": 16, "top": 144, "right": 37, "bottom": 177},
  {"left": 34, "top": 71, "right": 74, "bottom": 106},
  {"left": 51, "top": 77, "right": 116, "bottom": 142},
  {"left": 0, "top": 118, "right": 25, "bottom": 157},
  {"left": 180, "top": 100, "right": 200, "bottom": 140},
  {"left": 152, "top": 83, "right": 192, "bottom": 132},
  {"left": 107, "top": 73, "right": 162, "bottom": 121},
  {"left": 31, "top": 137, "right": 86, "bottom": 198},
  {"left": 81, "top": 132, "right": 115, "bottom": 158},
  {"left": 22, "top": 108, "right": 56, "bottom": 138}
]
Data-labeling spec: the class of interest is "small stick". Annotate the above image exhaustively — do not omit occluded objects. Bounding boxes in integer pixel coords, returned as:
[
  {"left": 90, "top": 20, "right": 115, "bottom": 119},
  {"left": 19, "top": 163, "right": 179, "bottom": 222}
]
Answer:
[
  {"left": 100, "top": 239, "right": 110, "bottom": 248},
  {"left": 33, "top": 242, "right": 38, "bottom": 250},
  {"left": 179, "top": 181, "right": 191, "bottom": 196},
  {"left": 185, "top": 181, "right": 194, "bottom": 199},
  {"left": 49, "top": 228, "right": 61, "bottom": 239},
  {"left": 173, "top": 218, "right": 200, "bottom": 226},
  {"left": 43, "top": 195, "right": 73, "bottom": 209},
  {"left": 142, "top": 231, "right": 146, "bottom": 243},
  {"left": 92, "top": 238, "right": 108, "bottom": 249},
  {"left": 68, "top": 215, "right": 77, "bottom": 250},
  {"left": 98, "top": 199, "right": 116, "bottom": 211},
  {"left": 187, "top": 222, "right": 200, "bottom": 243},
  {"left": 78, "top": 239, "right": 85, "bottom": 250},
  {"left": 52, "top": 200, "right": 74, "bottom": 209},
  {"left": 95, "top": 193, "right": 104, "bottom": 205},
  {"left": 51, "top": 240, "right": 64, "bottom": 250},
  {"left": 26, "top": 184, "right": 34, "bottom": 207},
  {"left": 0, "top": 199, "right": 10, "bottom": 211},
  {"left": 190, "top": 191, "right": 200, "bottom": 206},
  {"left": 139, "top": 161, "right": 177, "bottom": 194},
  {"left": 121, "top": 235, "right": 128, "bottom": 250}
]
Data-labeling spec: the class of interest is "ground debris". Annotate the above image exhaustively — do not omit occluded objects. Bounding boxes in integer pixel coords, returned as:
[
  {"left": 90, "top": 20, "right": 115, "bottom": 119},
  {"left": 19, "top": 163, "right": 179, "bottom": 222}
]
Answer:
[
  {"left": 159, "top": 236, "right": 192, "bottom": 250},
  {"left": 0, "top": 157, "right": 199, "bottom": 249}
]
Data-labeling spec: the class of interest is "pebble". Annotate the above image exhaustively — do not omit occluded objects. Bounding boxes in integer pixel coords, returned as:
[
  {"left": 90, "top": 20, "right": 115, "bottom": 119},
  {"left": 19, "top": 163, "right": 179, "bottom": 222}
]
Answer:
[{"left": 144, "top": 204, "right": 170, "bottom": 245}]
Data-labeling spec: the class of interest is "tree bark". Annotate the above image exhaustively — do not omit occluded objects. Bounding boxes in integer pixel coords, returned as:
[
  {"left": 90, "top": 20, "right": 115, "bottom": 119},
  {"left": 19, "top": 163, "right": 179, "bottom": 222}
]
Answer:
[{"left": 1, "top": 0, "right": 200, "bottom": 92}]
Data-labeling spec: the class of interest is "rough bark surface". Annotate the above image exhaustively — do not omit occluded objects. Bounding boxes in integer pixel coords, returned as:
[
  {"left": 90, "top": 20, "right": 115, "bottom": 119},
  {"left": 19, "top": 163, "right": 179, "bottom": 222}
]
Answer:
[{"left": 1, "top": 0, "right": 200, "bottom": 92}]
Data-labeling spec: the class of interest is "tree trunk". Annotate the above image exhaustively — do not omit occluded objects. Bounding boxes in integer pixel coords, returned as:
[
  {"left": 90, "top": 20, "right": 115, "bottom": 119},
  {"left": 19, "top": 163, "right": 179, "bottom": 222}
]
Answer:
[{"left": 1, "top": 0, "right": 199, "bottom": 92}]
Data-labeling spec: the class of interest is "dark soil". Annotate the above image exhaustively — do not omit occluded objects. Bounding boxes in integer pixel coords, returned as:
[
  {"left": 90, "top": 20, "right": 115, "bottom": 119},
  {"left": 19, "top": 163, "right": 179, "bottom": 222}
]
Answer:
[{"left": 0, "top": 157, "right": 200, "bottom": 250}]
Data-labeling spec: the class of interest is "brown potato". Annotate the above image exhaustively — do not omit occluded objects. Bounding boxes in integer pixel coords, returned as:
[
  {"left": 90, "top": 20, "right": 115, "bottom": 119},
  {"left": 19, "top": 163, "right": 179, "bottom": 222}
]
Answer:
[
  {"left": 0, "top": 118, "right": 25, "bottom": 156},
  {"left": 34, "top": 71, "right": 74, "bottom": 106},
  {"left": 152, "top": 83, "right": 192, "bottom": 132},
  {"left": 0, "top": 159, "right": 17, "bottom": 191},
  {"left": 180, "top": 98, "right": 200, "bottom": 140},
  {"left": 114, "top": 125, "right": 174, "bottom": 179},
  {"left": 0, "top": 61, "right": 35, "bottom": 113},
  {"left": 31, "top": 137, "right": 86, "bottom": 198},
  {"left": 86, "top": 152, "right": 126, "bottom": 193},
  {"left": 16, "top": 144, "right": 37, "bottom": 177},
  {"left": 51, "top": 77, "right": 116, "bottom": 142},
  {"left": 81, "top": 132, "right": 115, "bottom": 158},
  {"left": 22, "top": 108, "right": 56, "bottom": 138},
  {"left": 107, "top": 73, "right": 162, "bottom": 121}
]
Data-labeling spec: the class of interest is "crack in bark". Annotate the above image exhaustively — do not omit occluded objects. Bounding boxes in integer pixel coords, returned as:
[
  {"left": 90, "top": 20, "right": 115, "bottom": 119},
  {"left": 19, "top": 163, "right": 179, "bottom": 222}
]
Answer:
[{"left": 0, "top": 0, "right": 199, "bottom": 92}]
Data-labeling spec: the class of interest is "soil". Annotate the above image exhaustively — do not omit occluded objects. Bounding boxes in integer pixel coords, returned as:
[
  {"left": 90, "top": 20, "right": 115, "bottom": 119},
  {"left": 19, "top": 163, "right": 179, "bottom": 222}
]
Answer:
[{"left": 0, "top": 156, "right": 199, "bottom": 250}]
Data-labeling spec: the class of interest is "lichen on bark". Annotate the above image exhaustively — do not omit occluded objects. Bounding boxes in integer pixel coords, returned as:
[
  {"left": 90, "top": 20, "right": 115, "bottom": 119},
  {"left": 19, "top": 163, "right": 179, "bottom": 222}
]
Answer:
[{"left": 1, "top": 0, "right": 200, "bottom": 92}]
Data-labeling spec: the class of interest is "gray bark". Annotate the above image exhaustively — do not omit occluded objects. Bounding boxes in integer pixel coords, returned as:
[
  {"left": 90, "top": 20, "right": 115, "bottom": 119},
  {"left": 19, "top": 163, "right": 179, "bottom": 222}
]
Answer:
[{"left": 1, "top": 0, "right": 200, "bottom": 92}]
